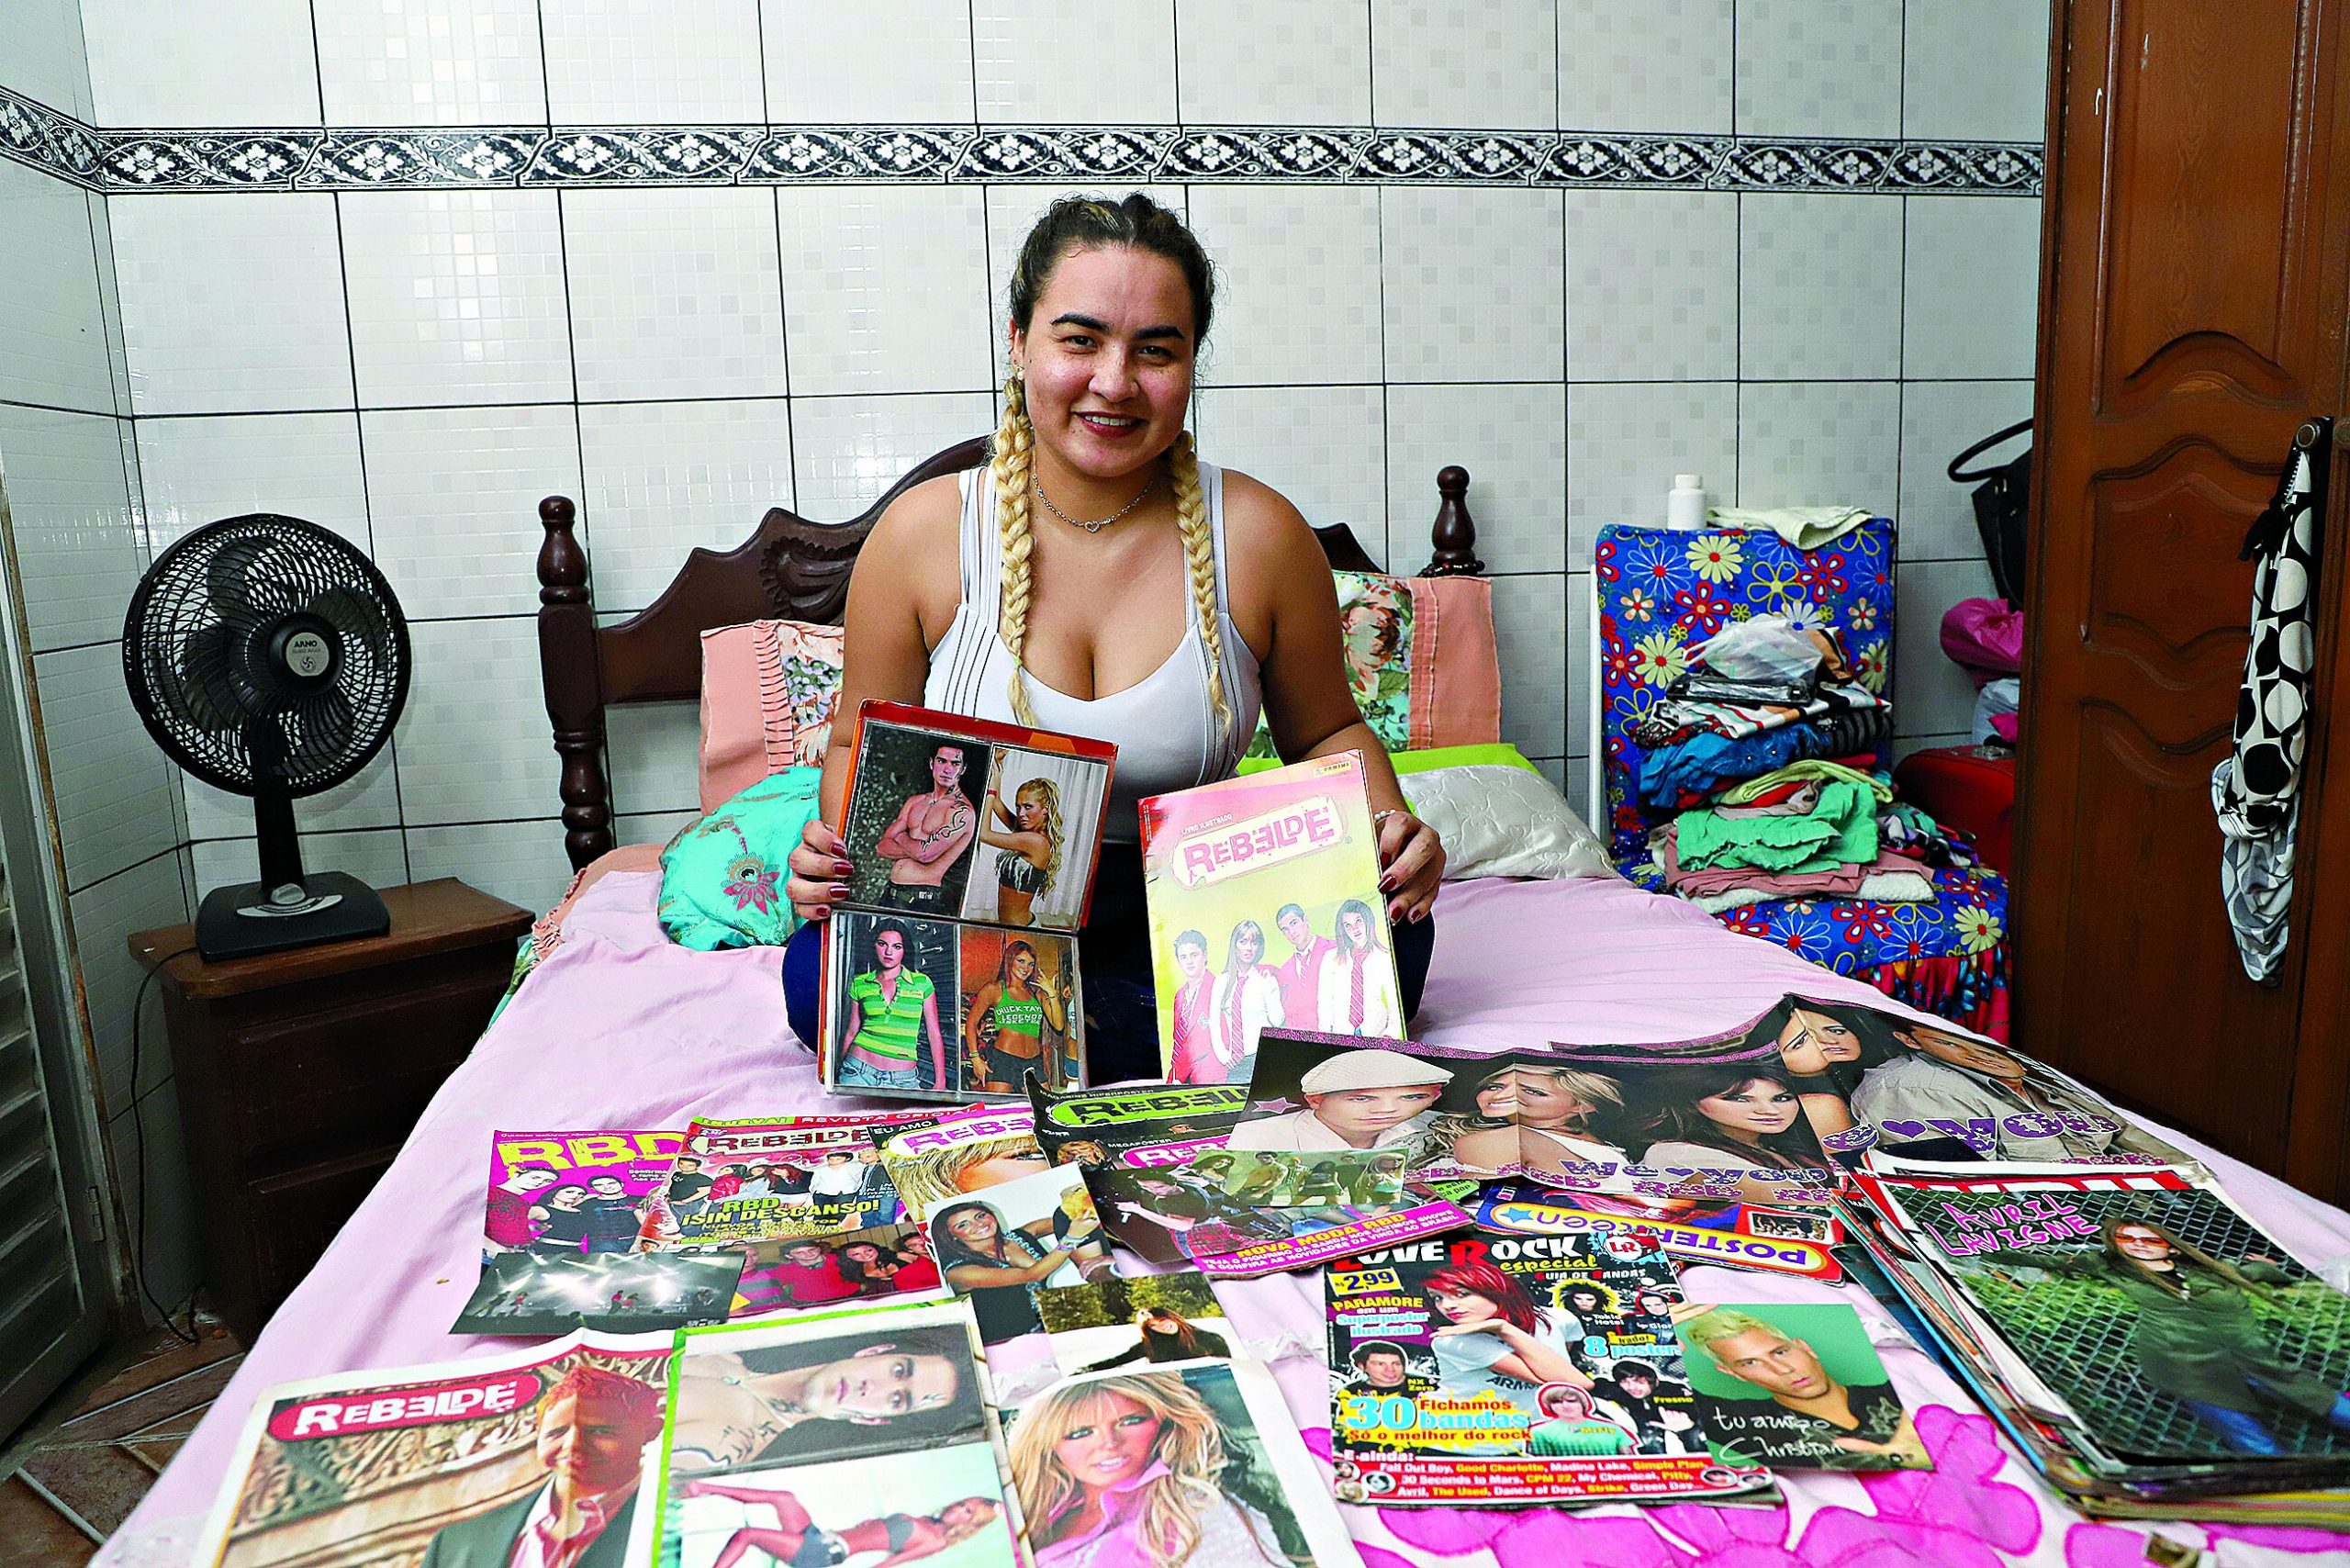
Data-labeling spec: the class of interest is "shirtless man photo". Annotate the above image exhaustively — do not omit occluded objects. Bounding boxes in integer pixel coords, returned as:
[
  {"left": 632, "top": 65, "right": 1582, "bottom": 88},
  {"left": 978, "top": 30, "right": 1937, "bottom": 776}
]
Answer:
[{"left": 871, "top": 743, "right": 979, "bottom": 913}]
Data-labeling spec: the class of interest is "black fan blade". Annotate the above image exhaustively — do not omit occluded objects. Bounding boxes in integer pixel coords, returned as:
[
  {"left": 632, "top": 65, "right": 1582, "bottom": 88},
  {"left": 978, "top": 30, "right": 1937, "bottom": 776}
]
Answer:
[
  {"left": 302, "top": 585, "right": 393, "bottom": 655},
  {"left": 207, "top": 532, "right": 309, "bottom": 621},
  {"left": 173, "top": 623, "right": 251, "bottom": 734},
  {"left": 284, "top": 688, "right": 356, "bottom": 784}
]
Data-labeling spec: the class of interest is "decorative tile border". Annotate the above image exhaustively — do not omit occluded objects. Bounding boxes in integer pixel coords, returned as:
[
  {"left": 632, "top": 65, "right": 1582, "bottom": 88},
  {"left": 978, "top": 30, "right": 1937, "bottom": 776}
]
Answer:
[{"left": 3, "top": 89, "right": 2042, "bottom": 196}]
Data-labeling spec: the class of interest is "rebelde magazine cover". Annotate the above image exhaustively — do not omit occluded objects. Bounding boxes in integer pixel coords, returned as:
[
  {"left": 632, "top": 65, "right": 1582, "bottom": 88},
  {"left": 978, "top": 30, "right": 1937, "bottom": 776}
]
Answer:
[
  {"left": 1139, "top": 753, "right": 1399, "bottom": 1083},
  {"left": 822, "top": 700, "right": 1115, "bottom": 1103},
  {"left": 195, "top": 1330, "right": 675, "bottom": 1567}
]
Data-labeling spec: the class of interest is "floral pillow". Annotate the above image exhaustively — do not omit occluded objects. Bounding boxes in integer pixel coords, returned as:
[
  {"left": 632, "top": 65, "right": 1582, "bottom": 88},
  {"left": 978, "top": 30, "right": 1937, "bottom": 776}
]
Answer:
[
  {"left": 1244, "top": 568, "right": 1497, "bottom": 759},
  {"left": 658, "top": 767, "right": 825, "bottom": 951},
  {"left": 700, "top": 619, "right": 847, "bottom": 812}
]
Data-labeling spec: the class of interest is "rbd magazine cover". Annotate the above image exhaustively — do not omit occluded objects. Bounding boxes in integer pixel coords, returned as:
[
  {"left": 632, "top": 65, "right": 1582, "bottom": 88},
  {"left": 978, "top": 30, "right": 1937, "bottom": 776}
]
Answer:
[
  {"left": 1002, "top": 1360, "right": 1364, "bottom": 1568},
  {"left": 453, "top": 1128, "right": 744, "bottom": 1335},
  {"left": 1896, "top": 1177, "right": 2350, "bottom": 1465},
  {"left": 1324, "top": 1231, "right": 1774, "bottom": 1507},
  {"left": 658, "top": 1114, "right": 917, "bottom": 1248},
  {"left": 1139, "top": 753, "right": 1397, "bottom": 1082},
  {"left": 1026, "top": 1077, "right": 1248, "bottom": 1168},
  {"left": 822, "top": 700, "right": 1113, "bottom": 1103},
  {"left": 868, "top": 1103, "right": 1052, "bottom": 1225},
  {"left": 195, "top": 1329, "right": 674, "bottom": 1567},
  {"left": 639, "top": 1300, "right": 1017, "bottom": 1568}
]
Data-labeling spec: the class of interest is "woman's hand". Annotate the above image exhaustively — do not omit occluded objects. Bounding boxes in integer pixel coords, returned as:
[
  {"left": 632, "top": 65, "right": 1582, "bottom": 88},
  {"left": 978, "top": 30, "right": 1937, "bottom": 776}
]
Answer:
[
  {"left": 786, "top": 817, "right": 853, "bottom": 922},
  {"left": 1377, "top": 809, "right": 1445, "bottom": 924}
]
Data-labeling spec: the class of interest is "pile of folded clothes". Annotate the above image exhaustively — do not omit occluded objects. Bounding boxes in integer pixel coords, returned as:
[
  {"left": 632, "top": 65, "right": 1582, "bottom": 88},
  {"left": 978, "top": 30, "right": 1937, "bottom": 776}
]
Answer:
[{"left": 1636, "top": 619, "right": 1977, "bottom": 912}]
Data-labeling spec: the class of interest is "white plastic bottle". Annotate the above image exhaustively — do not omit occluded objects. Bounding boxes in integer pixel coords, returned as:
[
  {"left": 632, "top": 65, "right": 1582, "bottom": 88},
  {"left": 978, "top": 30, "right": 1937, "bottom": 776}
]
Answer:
[{"left": 1667, "top": 473, "right": 1707, "bottom": 532}]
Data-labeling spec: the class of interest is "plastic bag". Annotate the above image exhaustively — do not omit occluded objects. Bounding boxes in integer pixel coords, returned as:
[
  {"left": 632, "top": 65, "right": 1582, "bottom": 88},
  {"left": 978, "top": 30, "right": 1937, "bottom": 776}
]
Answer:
[{"left": 1692, "top": 616, "right": 1826, "bottom": 683}]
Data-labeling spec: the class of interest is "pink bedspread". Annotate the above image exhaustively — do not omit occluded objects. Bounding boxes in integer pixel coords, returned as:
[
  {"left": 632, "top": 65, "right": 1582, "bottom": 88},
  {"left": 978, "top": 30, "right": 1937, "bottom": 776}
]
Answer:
[{"left": 100, "top": 871, "right": 2350, "bottom": 1567}]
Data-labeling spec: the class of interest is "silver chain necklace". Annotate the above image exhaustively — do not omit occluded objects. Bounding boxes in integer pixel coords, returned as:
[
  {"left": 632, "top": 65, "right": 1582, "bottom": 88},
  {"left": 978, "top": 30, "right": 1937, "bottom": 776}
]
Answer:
[{"left": 1035, "top": 474, "right": 1154, "bottom": 534}]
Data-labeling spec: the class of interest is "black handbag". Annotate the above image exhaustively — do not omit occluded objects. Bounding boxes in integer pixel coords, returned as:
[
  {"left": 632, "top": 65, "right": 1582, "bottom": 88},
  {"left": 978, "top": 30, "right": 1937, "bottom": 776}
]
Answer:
[{"left": 1948, "top": 419, "right": 2033, "bottom": 610}]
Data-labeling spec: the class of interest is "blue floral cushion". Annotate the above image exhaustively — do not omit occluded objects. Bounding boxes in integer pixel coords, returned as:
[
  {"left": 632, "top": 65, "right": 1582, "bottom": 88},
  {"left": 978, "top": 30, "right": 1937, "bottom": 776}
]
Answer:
[{"left": 656, "top": 767, "right": 824, "bottom": 951}]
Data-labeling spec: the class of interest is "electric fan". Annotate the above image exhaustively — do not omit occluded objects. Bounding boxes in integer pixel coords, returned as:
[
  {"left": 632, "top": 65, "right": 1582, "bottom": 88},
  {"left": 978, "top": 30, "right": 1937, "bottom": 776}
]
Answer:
[{"left": 122, "top": 515, "right": 412, "bottom": 961}]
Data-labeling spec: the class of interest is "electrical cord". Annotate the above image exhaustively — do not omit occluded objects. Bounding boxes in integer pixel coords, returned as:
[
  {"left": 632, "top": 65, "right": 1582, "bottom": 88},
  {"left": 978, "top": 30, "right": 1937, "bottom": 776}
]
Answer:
[{"left": 127, "top": 946, "right": 199, "bottom": 1344}]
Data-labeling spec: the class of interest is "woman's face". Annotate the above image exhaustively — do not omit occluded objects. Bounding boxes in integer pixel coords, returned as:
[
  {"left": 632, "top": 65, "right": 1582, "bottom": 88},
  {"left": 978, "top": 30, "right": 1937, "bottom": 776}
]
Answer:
[
  {"left": 514, "top": 1169, "right": 557, "bottom": 1192},
  {"left": 1051, "top": 1390, "right": 1165, "bottom": 1495},
  {"left": 945, "top": 1207, "right": 1000, "bottom": 1247},
  {"left": 1012, "top": 245, "right": 1196, "bottom": 484},
  {"left": 963, "top": 1149, "right": 1048, "bottom": 1191},
  {"left": 1016, "top": 790, "right": 1047, "bottom": 829},
  {"left": 1342, "top": 908, "right": 1370, "bottom": 946},
  {"left": 2114, "top": 1226, "right": 2173, "bottom": 1262},
  {"left": 1010, "top": 947, "right": 1036, "bottom": 984},
  {"left": 1515, "top": 1073, "right": 1594, "bottom": 1130},
  {"left": 1474, "top": 1070, "right": 1519, "bottom": 1118},
  {"left": 1696, "top": 1079, "right": 1802, "bottom": 1137},
  {"left": 1427, "top": 1284, "right": 1499, "bottom": 1327},
  {"left": 1141, "top": 1310, "right": 1179, "bottom": 1333},
  {"left": 874, "top": 930, "right": 904, "bottom": 969},
  {"left": 1775, "top": 1009, "right": 1862, "bottom": 1076},
  {"left": 845, "top": 1243, "right": 881, "bottom": 1264},
  {"left": 1236, "top": 925, "right": 1261, "bottom": 964}
]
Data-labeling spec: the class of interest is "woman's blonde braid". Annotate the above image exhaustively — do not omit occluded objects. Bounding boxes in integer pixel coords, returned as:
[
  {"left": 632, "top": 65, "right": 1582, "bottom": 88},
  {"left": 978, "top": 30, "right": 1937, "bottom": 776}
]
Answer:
[
  {"left": 992, "top": 370, "right": 1041, "bottom": 727},
  {"left": 1169, "top": 431, "right": 1233, "bottom": 746}
]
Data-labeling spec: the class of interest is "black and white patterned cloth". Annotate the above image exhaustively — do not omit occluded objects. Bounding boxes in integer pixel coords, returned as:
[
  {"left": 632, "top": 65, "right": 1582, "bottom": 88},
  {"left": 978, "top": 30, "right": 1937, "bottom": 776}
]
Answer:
[{"left": 2212, "top": 420, "right": 2330, "bottom": 983}]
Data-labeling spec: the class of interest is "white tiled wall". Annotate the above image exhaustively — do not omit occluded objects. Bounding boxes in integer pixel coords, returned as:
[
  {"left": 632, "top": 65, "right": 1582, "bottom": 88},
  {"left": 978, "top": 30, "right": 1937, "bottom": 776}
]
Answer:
[{"left": 5, "top": 1, "right": 2053, "bottom": 1319}]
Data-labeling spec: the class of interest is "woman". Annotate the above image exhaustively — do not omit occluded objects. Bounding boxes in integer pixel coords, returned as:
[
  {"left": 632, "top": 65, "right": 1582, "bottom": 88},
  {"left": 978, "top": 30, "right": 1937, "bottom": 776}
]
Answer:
[
  {"left": 669, "top": 1327, "right": 980, "bottom": 1471},
  {"left": 1083, "top": 1305, "right": 1233, "bottom": 1369},
  {"left": 782, "top": 195, "right": 1444, "bottom": 1084},
  {"left": 484, "top": 1164, "right": 557, "bottom": 1252},
  {"left": 679, "top": 1482, "right": 1002, "bottom": 1568},
  {"left": 1207, "top": 921, "right": 1283, "bottom": 1086},
  {"left": 890, "top": 1229, "right": 942, "bottom": 1293},
  {"left": 981, "top": 770, "right": 1064, "bottom": 926},
  {"left": 1317, "top": 900, "right": 1401, "bottom": 1038},
  {"left": 1631, "top": 1065, "right": 1835, "bottom": 1207},
  {"left": 770, "top": 1162, "right": 813, "bottom": 1204},
  {"left": 838, "top": 923, "right": 951, "bottom": 1092},
  {"left": 932, "top": 1197, "right": 1100, "bottom": 1343},
  {"left": 1745, "top": 998, "right": 1879, "bottom": 1154},
  {"left": 884, "top": 1135, "right": 1050, "bottom": 1222},
  {"left": 1980, "top": 1218, "right": 2350, "bottom": 1455},
  {"left": 966, "top": 939, "right": 1068, "bottom": 1093},
  {"left": 836, "top": 1238, "right": 902, "bottom": 1292},
  {"left": 1009, "top": 1372, "right": 1286, "bottom": 1568},
  {"left": 1422, "top": 1260, "right": 1591, "bottom": 1445}
]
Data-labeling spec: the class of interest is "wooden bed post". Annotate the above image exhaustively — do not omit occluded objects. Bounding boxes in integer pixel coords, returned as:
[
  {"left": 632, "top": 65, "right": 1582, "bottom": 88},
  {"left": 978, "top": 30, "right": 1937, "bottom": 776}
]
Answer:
[
  {"left": 1423, "top": 465, "right": 1485, "bottom": 577},
  {"left": 537, "top": 496, "right": 615, "bottom": 869}
]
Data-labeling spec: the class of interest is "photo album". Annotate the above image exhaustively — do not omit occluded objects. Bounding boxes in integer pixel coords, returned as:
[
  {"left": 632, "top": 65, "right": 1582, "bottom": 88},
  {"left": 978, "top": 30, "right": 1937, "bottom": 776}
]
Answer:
[
  {"left": 1140, "top": 752, "right": 1400, "bottom": 1084},
  {"left": 822, "top": 701, "right": 1115, "bottom": 1102}
]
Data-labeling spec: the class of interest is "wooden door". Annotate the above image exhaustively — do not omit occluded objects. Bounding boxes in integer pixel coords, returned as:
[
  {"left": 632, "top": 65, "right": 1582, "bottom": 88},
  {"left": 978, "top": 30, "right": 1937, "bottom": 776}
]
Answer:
[{"left": 2017, "top": 0, "right": 2350, "bottom": 1175}]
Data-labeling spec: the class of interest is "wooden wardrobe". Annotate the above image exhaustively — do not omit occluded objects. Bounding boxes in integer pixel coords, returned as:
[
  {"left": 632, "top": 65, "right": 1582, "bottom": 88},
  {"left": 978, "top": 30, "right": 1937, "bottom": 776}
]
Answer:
[{"left": 2017, "top": 0, "right": 2350, "bottom": 1202}]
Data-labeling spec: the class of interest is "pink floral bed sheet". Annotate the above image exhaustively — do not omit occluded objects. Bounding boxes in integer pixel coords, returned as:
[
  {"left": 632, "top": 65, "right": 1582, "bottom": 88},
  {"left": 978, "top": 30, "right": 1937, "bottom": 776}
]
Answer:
[{"left": 96, "top": 870, "right": 2350, "bottom": 1568}]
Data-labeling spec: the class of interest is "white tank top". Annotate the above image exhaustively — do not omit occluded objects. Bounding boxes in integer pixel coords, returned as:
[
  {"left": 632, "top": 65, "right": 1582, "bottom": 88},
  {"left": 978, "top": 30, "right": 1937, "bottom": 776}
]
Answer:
[{"left": 923, "top": 463, "right": 1264, "bottom": 841}]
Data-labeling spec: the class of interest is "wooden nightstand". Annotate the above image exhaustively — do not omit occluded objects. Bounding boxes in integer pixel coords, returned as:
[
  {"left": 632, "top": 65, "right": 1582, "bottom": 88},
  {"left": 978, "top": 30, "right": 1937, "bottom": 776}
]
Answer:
[{"left": 130, "top": 879, "right": 533, "bottom": 1342}]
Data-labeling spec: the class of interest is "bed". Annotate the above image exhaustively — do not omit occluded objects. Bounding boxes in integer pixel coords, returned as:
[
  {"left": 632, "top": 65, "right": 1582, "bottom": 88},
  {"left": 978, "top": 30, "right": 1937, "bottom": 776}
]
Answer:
[{"left": 97, "top": 451, "right": 2350, "bottom": 1568}]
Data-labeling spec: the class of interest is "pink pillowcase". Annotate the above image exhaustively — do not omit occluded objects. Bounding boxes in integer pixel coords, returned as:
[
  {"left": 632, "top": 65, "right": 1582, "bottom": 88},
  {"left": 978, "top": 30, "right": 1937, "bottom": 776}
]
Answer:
[
  {"left": 698, "top": 619, "right": 846, "bottom": 812},
  {"left": 1402, "top": 574, "right": 1502, "bottom": 750}
]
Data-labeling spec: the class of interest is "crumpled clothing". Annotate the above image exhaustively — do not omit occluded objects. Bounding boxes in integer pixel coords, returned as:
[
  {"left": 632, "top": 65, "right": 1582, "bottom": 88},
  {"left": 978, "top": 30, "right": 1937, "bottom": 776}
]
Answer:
[
  {"left": 1686, "top": 615, "right": 1835, "bottom": 686},
  {"left": 1879, "top": 799, "right": 1981, "bottom": 870},
  {"left": 1653, "top": 833, "right": 1932, "bottom": 906},
  {"left": 1633, "top": 680, "right": 1883, "bottom": 746},
  {"left": 1674, "top": 776, "right": 1879, "bottom": 872},
  {"left": 1636, "top": 709, "right": 1891, "bottom": 808},
  {"left": 1706, "top": 504, "right": 1873, "bottom": 550},
  {"left": 1710, "top": 781, "right": 1822, "bottom": 819},
  {"left": 1718, "top": 758, "right": 1891, "bottom": 808},
  {"left": 1685, "top": 865, "right": 1936, "bottom": 913}
]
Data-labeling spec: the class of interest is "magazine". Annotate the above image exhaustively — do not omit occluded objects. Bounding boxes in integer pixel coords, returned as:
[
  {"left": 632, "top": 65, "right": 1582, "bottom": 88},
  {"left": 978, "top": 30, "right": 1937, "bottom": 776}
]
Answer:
[
  {"left": 1027, "top": 1077, "right": 1250, "bottom": 1168},
  {"left": 637, "top": 1300, "right": 1017, "bottom": 1567},
  {"left": 195, "top": 1329, "right": 674, "bottom": 1568},
  {"left": 822, "top": 700, "right": 1115, "bottom": 1101},
  {"left": 1226, "top": 1029, "right": 1511, "bottom": 1198},
  {"left": 1139, "top": 753, "right": 1399, "bottom": 1082},
  {"left": 868, "top": 1103, "right": 1052, "bottom": 1225},
  {"left": 658, "top": 1114, "right": 918, "bottom": 1248},
  {"left": 1002, "top": 1359, "right": 1363, "bottom": 1567},
  {"left": 1324, "top": 1231, "right": 1773, "bottom": 1506},
  {"left": 453, "top": 1128, "right": 737, "bottom": 1334},
  {"left": 1036, "top": 1269, "right": 1237, "bottom": 1375},
  {"left": 1473, "top": 1185, "right": 1845, "bottom": 1283},
  {"left": 729, "top": 1218, "right": 946, "bottom": 1317},
  {"left": 1886, "top": 1170, "right": 2350, "bottom": 1467},
  {"left": 1670, "top": 1301, "right": 1930, "bottom": 1470},
  {"left": 927, "top": 1160, "right": 1115, "bottom": 1345}
]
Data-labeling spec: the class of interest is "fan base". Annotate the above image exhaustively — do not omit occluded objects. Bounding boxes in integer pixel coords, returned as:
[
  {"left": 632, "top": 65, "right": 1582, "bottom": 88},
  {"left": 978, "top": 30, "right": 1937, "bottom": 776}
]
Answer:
[{"left": 196, "top": 872, "right": 391, "bottom": 962}]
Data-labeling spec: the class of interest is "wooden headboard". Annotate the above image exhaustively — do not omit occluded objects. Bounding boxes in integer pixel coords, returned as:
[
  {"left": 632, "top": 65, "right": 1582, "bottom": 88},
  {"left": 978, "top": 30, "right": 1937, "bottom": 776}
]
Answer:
[{"left": 535, "top": 438, "right": 1489, "bottom": 869}]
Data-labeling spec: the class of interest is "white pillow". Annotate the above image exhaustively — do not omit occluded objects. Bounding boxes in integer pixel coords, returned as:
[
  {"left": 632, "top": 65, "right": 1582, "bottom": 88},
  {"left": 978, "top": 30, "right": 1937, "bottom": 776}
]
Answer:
[{"left": 1403, "top": 764, "right": 1618, "bottom": 881}]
